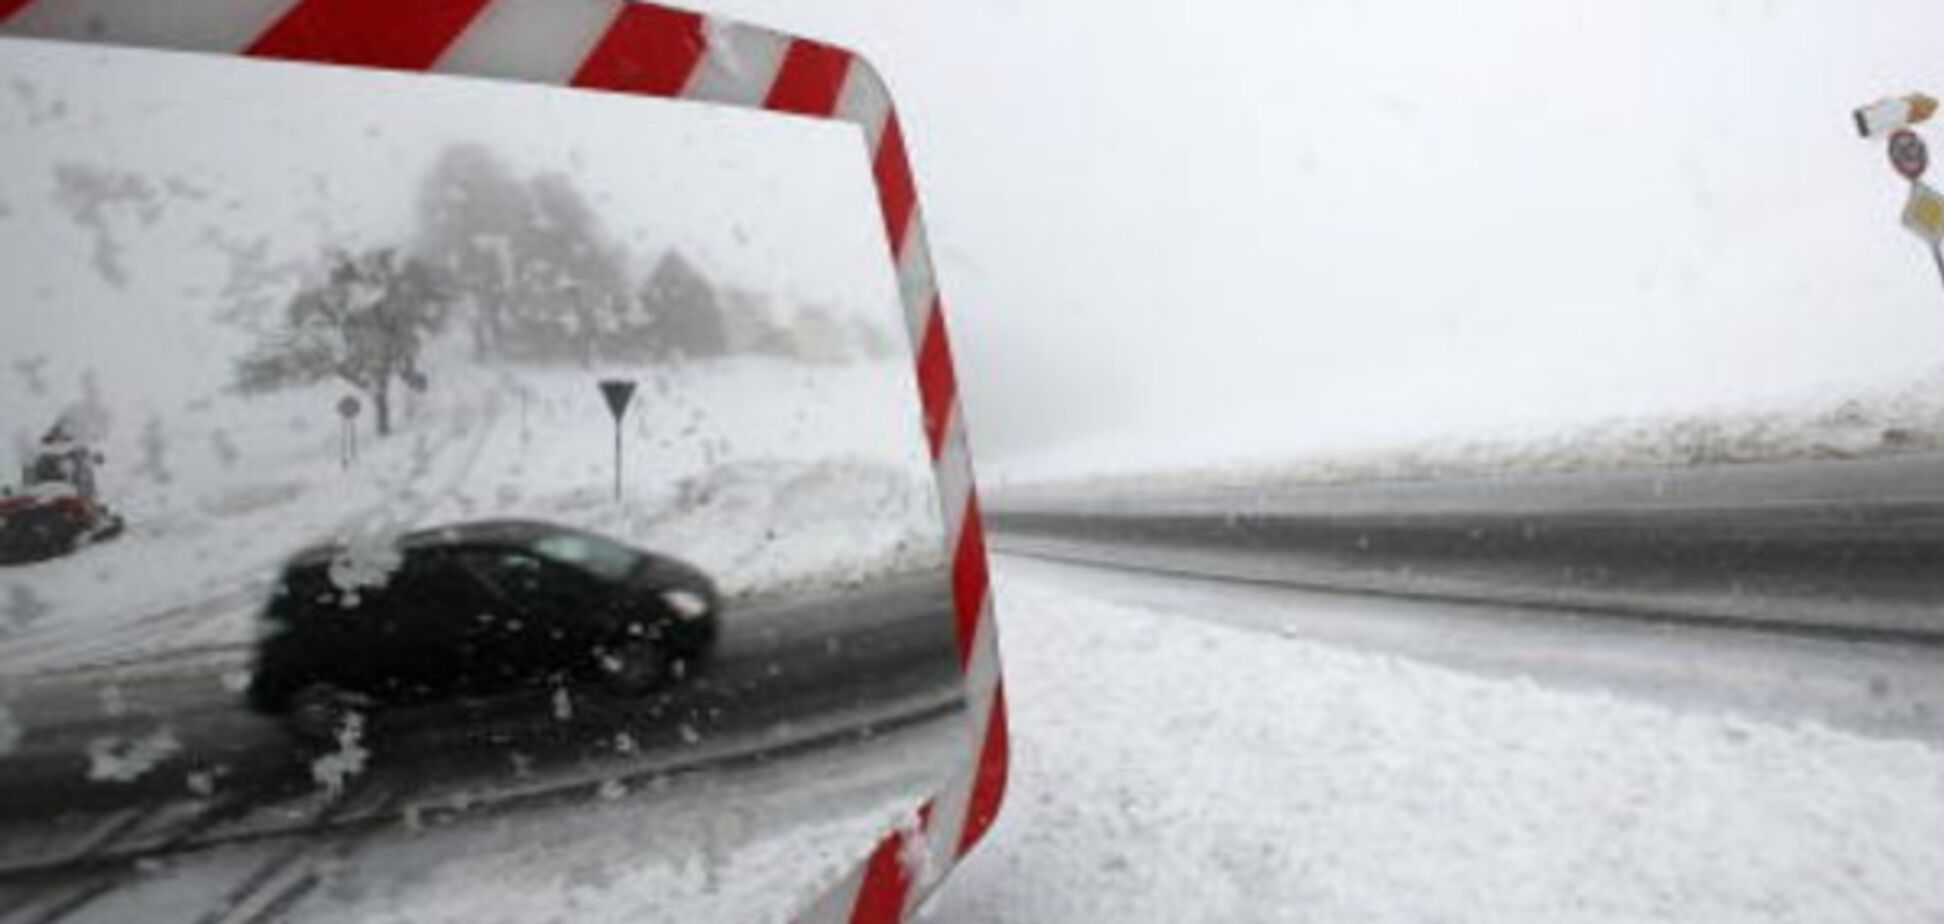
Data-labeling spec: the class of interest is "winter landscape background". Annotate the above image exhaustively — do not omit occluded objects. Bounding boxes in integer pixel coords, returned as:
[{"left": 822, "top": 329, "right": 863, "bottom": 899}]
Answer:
[{"left": 0, "top": 38, "right": 943, "bottom": 672}]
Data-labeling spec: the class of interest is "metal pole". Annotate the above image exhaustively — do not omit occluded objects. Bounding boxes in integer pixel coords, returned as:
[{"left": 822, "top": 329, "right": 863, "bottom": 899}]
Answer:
[{"left": 613, "top": 422, "right": 623, "bottom": 501}]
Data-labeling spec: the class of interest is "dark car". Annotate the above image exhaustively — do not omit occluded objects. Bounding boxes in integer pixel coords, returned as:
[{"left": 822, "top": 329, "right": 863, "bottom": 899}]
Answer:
[{"left": 247, "top": 520, "right": 720, "bottom": 741}]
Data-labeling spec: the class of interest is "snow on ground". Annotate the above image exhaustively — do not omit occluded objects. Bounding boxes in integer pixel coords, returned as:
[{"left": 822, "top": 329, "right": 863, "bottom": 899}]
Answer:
[
  {"left": 995, "top": 366, "right": 1944, "bottom": 500},
  {"left": 61, "top": 708, "right": 960, "bottom": 924},
  {"left": 0, "top": 355, "right": 942, "bottom": 674},
  {"left": 926, "top": 561, "right": 1944, "bottom": 922}
]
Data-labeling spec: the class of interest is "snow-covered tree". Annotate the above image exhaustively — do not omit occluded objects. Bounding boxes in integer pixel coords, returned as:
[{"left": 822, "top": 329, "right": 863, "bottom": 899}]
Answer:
[
  {"left": 236, "top": 248, "right": 451, "bottom": 437},
  {"left": 417, "top": 144, "right": 630, "bottom": 364},
  {"left": 639, "top": 251, "right": 727, "bottom": 359}
]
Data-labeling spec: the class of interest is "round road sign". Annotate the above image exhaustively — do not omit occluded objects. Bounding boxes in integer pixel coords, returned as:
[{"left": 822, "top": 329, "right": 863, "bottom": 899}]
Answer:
[
  {"left": 1890, "top": 128, "right": 1929, "bottom": 180},
  {"left": 337, "top": 395, "right": 362, "bottom": 419}
]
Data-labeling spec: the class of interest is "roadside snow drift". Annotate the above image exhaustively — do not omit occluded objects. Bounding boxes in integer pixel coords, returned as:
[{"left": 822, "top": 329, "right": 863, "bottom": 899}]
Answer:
[{"left": 928, "top": 564, "right": 1944, "bottom": 923}]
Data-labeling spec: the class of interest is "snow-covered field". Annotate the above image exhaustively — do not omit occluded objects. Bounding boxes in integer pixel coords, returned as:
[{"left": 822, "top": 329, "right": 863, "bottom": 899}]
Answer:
[
  {"left": 927, "top": 560, "right": 1944, "bottom": 922},
  {"left": 0, "top": 357, "right": 943, "bottom": 674},
  {"left": 994, "top": 367, "right": 1944, "bottom": 499}
]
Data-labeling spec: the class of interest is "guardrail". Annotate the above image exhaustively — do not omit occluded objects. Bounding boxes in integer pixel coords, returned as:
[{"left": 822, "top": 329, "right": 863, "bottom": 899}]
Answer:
[{"left": 989, "top": 454, "right": 1944, "bottom": 644}]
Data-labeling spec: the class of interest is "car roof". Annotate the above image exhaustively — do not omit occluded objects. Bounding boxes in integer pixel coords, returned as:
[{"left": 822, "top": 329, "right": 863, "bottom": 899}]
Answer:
[{"left": 282, "top": 519, "right": 581, "bottom": 570}]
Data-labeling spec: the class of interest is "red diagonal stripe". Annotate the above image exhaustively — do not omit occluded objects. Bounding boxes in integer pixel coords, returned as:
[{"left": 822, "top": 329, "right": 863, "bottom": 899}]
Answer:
[
  {"left": 873, "top": 111, "right": 917, "bottom": 257},
  {"left": 246, "top": 0, "right": 492, "bottom": 70},
  {"left": 763, "top": 38, "right": 850, "bottom": 116},
  {"left": 570, "top": 3, "right": 705, "bottom": 98},
  {"left": 848, "top": 825, "right": 916, "bottom": 924},
  {"left": 0, "top": 0, "right": 37, "bottom": 26},
  {"left": 958, "top": 682, "right": 1011, "bottom": 855},
  {"left": 951, "top": 498, "right": 988, "bottom": 667},
  {"left": 915, "top": 301, "right": 955, "bottom": 458}
]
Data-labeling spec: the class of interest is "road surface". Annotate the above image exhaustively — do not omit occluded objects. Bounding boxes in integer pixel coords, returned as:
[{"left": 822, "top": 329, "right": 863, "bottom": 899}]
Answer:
[
  {"left": 0, "top": 569, "right": 966, "bottom": 923},
  {"left": 993, "top": 451, "right": 1944, "bottom": 641}
]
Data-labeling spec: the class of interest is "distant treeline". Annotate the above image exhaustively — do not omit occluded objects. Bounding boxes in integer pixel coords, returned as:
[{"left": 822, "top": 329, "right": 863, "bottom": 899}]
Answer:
[{"left": 235, "top": 143, "right": 898, "bottom": 435}]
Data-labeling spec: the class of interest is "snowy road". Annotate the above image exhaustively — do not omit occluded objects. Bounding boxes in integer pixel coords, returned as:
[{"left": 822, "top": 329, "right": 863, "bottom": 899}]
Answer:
[
  {"left": 924, "top": 556, "right": 1944, "bottom": 922},
  {"left": 0, "top": 571, "right": 966, "bottom": 922},
  {"left": 0, "top": 708, "right": 961, "bottom": 924}
]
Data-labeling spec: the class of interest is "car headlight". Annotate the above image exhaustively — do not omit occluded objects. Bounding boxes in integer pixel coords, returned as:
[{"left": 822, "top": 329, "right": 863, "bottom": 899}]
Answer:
[{"left": 661, "top": 588, "right": 710, "bottom": 620}]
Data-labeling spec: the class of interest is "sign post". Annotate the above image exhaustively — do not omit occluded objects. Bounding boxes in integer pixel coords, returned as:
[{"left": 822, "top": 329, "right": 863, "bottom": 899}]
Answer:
[
  {"left": 336, "top": 394, "right": 361, "bottom": 469},
  {"left": 1859, "top": 93, "right": 1944, "bottom": 303},
  {"left": 1904, "top": 180, "right": 1944, "bottom": 289},
  {"left": 597, "top": 379, "right": 636, "bottom": 502}
]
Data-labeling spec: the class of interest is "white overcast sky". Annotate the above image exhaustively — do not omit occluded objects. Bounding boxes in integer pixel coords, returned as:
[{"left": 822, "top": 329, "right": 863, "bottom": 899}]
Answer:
[
  {"left": 695, "top": 0, "right": 1944, "bottom": 479},
  {"left": 0, "top": 34, "right": 896, "bottom": 324},
  {"left": 8, "top": 2, "right": 1944, "bottom": 481},
  {"left": 0, "top": 35, "right": 900, "bottom": 414}
]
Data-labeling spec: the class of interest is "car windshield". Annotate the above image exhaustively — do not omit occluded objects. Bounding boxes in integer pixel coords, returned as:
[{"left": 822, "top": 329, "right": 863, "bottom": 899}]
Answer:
[{"left": 528, "top": 532, "right": 642, "bottom": 582}]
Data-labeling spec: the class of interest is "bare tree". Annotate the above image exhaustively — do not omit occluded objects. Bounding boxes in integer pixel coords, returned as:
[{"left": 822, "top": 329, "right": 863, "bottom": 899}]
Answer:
[{"left": 236, "top": 248, "right": 451, "bottom": 437}]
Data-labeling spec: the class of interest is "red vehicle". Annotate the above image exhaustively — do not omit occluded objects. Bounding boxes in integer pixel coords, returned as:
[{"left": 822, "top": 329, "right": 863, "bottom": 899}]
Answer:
[
  {"left": 0, "top": 440, "right": 124, "bottom": 564},
  {"left": 0, "top": 486, "right": 123, "bottom": 564}
]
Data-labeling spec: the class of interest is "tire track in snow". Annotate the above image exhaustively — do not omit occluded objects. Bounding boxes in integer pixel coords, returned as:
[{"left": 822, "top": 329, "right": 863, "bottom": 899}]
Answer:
[{"left": 0, "top": 775, "right": 286, "bottom": 924}]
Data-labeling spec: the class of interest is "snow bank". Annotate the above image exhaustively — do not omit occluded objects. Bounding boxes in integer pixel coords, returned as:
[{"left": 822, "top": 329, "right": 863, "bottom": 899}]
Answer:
[
  {"left": 998, "top": 366, "right": 1944, "bottom": 499},
  {"left": 927, "top": 565, "right": 1944, "bottom": 922}
]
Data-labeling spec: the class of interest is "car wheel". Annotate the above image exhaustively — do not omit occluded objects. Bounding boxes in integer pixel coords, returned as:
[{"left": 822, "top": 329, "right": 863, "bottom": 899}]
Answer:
[
  {"left": 285, "top": 683, "right": 364, "bottom": 745},
  {"left": 598, "top": 639, "right": 670, "bottom": 697}
]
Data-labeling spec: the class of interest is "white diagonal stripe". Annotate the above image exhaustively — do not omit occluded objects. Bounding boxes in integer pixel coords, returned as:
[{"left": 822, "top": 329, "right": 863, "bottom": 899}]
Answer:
[
  {"left": 961, "top": 595, "right": 1002, "bottom": 743},
  {"left": 433, "top": 0, "right": 620, "bottom": 86},
  {"left": 898, "top": 212, "right": 936, "bottom": 348},
  {"left": 684, "top": 15, "right": 787, "bottom": 108},
  {"left": 937, "top": 592, "right": 1002, "bottom": 851},
  {"left": 935, "top": 406, "right": 972, "bottom": 546},
  {"left": 905, "top": 795, "right": 963, "bottom": 917},
  {"left": 1, "top": 0, "right": 299, "bottom": 53},
  {"left": 835, "top": 56, "right": 893, "bottom": 153}
]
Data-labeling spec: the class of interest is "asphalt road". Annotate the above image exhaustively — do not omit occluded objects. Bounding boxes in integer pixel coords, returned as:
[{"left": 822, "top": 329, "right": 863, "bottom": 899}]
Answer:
[
  {"left": 991, "top": 451, "right": 1944, "bottom": 642},
  {"left": 1003, "top": 554, "right": 1944, "bottom": 746},
  {"left": 0, "top": 568, "right": 965, "bottom": 904}
]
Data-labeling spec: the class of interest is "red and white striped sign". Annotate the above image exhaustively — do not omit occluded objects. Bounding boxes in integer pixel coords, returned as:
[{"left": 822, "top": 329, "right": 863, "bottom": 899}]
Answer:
[{"left": 0, "top": 2, "right": 1007, "bottom": 920}]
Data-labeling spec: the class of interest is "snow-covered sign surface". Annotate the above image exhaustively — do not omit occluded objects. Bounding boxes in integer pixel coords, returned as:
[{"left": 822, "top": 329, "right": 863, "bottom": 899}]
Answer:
[{"left": 0, "top": 4, "right": 1004, "bottom": 922}]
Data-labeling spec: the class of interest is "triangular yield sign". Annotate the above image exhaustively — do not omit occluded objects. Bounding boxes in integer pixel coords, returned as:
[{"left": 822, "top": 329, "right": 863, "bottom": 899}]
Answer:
[{"left": 598, "top": 379, "right": 637, "bottom": 422}]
